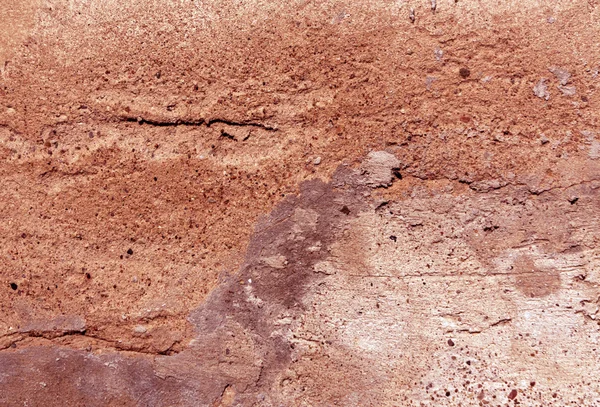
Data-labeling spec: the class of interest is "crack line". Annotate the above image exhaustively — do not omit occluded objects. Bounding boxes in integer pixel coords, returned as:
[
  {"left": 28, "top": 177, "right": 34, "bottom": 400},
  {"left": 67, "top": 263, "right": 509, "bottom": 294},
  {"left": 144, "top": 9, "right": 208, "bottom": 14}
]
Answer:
[{"left": 116, "top": 115, "right": 278, "bottom": 131}]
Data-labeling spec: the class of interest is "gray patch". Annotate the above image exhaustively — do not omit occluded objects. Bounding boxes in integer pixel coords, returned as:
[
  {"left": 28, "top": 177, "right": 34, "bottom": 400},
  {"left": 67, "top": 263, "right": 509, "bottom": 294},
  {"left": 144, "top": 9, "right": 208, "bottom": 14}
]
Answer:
[
  {"left": 0, "top": 160, "right": 392, "bottom": 406},
  {"left": 533, "top": 78, "right": 550, "bottom": 100},
  {"left": 590, "top": 141, "right": 600, "bottom": 159},
  {"left": 558, "top": 84, "right": 576, "bottom": 96},
  {"left": 360, "top": 151, "right": 401, "bottom": 187},
  {"left": 426, "top": 76, "right": 437, "bottom": 90},
  {"left": 549, "top": 66, "right": 571, "bottom": 85}
]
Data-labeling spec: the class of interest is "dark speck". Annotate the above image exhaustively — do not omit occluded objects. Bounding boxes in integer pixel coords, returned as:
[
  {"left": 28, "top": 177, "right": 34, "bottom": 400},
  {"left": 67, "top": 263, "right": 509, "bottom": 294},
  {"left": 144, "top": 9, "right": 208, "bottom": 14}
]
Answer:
[
  {"left": 85, "top": 273, "right": 91, "bottom": 279},
  {"left": 340, "top": 206, "right": 351, "bottom": 215},
  {"left": 447, "top": 338, "right": 455, "bottom": 346},
  {"left": 508, "top": 389, "right": 518, "bottom": 400},
  {"left": 459, "top": 67, "right": 471, "bottom": 78},
  {"left": 220, "top": 130, "right": 236, "bottom": 140},
  {"left": 390, "top": 235, "right": 397, "bottom": 242},
  {"left": 10, "top": 283, "right": 18, "bottom": 290},
  {"left": 569, "top": 197, "right": 578, "bottom": 205},
  {"left": 127, "top": 248, "right": 134, "bottom": 255}
]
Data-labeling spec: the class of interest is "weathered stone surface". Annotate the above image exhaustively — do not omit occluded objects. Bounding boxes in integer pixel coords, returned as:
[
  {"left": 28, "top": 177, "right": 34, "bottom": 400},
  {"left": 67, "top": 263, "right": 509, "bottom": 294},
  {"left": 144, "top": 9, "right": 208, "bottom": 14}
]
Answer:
[{"left": 1, "top": 0, "right": 600, "bottom": 405}]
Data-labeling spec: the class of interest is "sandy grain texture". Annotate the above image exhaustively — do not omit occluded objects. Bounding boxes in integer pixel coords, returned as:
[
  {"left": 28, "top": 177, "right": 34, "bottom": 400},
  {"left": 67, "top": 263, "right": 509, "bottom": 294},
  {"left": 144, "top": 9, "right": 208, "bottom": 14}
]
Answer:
[{"left": 0, "top": 0, "right": 599, "bottom": 405}]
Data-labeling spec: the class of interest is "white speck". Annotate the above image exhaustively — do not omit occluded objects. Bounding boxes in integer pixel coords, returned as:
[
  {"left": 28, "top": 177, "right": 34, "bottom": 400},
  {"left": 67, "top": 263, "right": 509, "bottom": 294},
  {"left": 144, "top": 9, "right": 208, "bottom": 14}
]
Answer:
[
  {"left": 434, "top": 48, "right": 444, "bottom": 61},
  {"left": 589, "top": 141, "right": 600, "bottom": 159},
  {"left": 547, "top": 16, "right": 555, "bottom": 23},
  {"left": 426, "top": 76, "right": 437, "bottom": 90},
  {"left": 244, "top": 285, "right": 264, "bottom": 307},
  {"left": 307, "top": 241, "right": 322, "bottom": 252},
  {"left": 549, "top": 66, "right": 571, "bottom": 85},
  {"left": 248, "top": 278, "right": 252, "bottom": 284},
  {"left": 581, "top": 130, "right": 596, "bottom": 141},
  {"left": 313, "top": 156, "right": 321, "bottom": 165},
  {"left": 558, "top": 85, "right": 576, "bottom": 96},
  {"left": 533, "top": 79, "right": 550, "bottom": 100}
]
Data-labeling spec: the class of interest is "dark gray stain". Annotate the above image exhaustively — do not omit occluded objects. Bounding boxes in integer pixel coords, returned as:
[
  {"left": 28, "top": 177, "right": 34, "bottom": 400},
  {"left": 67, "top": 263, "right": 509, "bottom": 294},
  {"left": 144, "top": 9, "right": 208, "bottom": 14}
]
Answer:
[
  {"left": 188, "top": 165, "right": 371, "bottom": 400},
  {"left": 0, "top": 162, "right": 383, "bottom": 406}
]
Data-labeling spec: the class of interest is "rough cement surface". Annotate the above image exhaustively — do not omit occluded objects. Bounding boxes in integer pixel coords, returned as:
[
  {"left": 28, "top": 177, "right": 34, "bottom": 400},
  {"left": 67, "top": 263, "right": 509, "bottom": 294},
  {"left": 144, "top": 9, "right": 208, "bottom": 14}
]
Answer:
[{"left": 1, "top": 0, "right": 600, "bottom": 405}]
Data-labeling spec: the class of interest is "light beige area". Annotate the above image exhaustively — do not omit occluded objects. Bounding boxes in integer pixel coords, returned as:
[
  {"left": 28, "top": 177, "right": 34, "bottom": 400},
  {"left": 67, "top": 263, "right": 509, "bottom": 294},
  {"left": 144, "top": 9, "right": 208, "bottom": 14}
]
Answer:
[
  {"left": 0, "top": 0, "right": 39, "bottom": 68},
  {"left": 283, "top": 180, "right": 600, "bottom": 406}
]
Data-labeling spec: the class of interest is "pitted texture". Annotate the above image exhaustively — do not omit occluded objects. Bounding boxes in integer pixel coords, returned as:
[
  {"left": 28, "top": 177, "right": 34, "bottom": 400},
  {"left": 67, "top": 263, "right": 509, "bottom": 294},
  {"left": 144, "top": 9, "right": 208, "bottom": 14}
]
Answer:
[{"left": 1, "top": 0, "right": 600, "bottom": 405}]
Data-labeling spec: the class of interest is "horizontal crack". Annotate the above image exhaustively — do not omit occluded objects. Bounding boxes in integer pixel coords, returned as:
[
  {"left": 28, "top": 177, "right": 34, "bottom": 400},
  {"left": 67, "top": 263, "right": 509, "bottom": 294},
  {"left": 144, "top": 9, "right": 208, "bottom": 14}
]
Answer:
[
  {"left": 406, "top": 173, "right": 600, "bottom": 196},
  {"left": 0, "top": 330, "right": 181, "bottom": 356},
  {"left": 347, "top": 269, "right": 582, "bottom": 279},
  {"left": 206, "top": 118, "right": 278, "bottom": 131},
  {"left": 116, "top": 115, "right": 278, "bottom": 131},
  {"left": 119, "top": 116, "right": 205, "bottom": 127}
]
